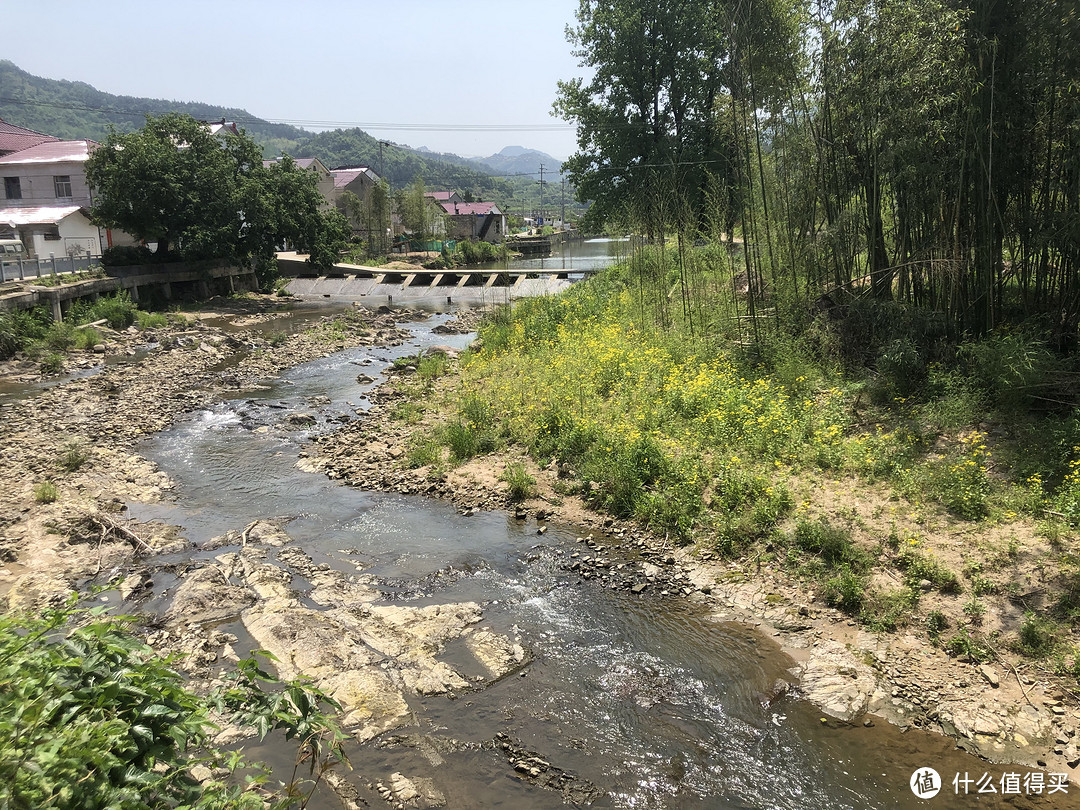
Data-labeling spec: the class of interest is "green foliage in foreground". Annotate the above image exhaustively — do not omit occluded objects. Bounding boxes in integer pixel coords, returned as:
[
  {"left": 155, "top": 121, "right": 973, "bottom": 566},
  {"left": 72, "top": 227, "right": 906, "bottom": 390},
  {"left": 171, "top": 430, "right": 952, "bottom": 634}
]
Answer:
[{"left": 0, "top": 606, "right": 347, "bottom": 809}]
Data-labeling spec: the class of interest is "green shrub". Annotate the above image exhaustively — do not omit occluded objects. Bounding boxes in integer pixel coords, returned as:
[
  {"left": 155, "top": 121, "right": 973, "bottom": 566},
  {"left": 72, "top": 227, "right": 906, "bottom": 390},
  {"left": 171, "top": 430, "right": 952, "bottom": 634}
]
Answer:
[
  {"left": 499, "top": 462, "right": 537, "bottom": 501},
  {"left": 137, "top": 310, "right": 168, "bottom": 329},
  {"left": 793, "top": 518, "right": 864, "bottom": 568},
  {"left": 860, "top": 588, "right": 916, "bottom": 632},
  {"left": 0, "top": 606, "right": 347, "bottom": 809},
  {"left": 60, "top": 441, "right": 89, "bottom": 472},
  {"left": 823, "top": 566, "right": 868, "bottom": 614},
  {"left": 945, "top": 629, "right": 992, "bottom": 661},
  {"left": 444, "top": 420, "right": 496, "bottom": 461},
  {"left": 0, "top": 308, "right": 51, "bottom": 359},
  {"left": 876, "top": 337, "right": 925, "bottom": 397},
  {"left": 43, "top": 322, "right": 76, "bottom": 351},
  {"left": 1016, "top": 612, "right": 1059, "bottom": 658},
  {"left": 266, "top": 330, "right": 288, "bottom": 347},
  {"left": 896, "top": 548, "right": 961, "bottom": 593},
  {"left": 39, "top": 353, "right": 63, "bottom": 375},
  {"left": 101, "top": 244, "right": 156, "bottom": 266},
  {"left": 405, "top": 435, "right": 442, "bottom": 468},
  {"left": 443, "top": 395, "right": 499, "bottom": 462},
  {"left": 958, "top": 332, "right": 1062, "bottom": 412},
  {"left": 73, "top": 326, "right": 102, "bottom": 351},
  {"left": 33, "top": 481, "right": 58, "bottom": 503},
  {"left": 418, "top": 352, "right": 450, "bottom": 382},
  {"left": 94, "top": 291, "right": 137, "bottom": 330},
  {"left": 925, "top": 610, "right": 949, "bottom": 639}
]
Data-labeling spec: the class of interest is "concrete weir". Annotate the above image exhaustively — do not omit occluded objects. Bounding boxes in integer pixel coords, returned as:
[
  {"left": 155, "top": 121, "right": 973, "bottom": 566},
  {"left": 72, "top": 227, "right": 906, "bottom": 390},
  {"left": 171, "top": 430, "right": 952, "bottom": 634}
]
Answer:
[{"left": 280, "top": 257, "right": 592, "bottom": 306}]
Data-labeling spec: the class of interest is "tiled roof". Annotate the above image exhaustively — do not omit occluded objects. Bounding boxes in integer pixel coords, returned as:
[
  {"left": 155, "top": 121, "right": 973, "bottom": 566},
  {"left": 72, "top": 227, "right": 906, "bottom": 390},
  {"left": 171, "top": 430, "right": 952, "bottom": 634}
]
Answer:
[
  {"left": 426, "top": 191, "right": 457, "bottom": 201},
  {"left": 441, "top": 202, "right": 501, "bottom": 216},
  {"left": 0, "top": 205, "right": 86, "bottom": 227},
  {"left": 0, "top": 118, "right": 59, "bottom": 155},
  {"left": 331, "top": 168, "right": 378, "bottom": 189},
  {"left": 0, "top": 140, "right": 95, "bottom": 165}
]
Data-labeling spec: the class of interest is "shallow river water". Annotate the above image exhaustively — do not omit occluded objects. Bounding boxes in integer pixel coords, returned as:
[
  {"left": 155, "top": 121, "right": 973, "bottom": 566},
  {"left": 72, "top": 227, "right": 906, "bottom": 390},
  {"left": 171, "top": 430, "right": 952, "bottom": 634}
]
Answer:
[{"left": 127, "top": 312, "right": 1075, "bottom": 809}]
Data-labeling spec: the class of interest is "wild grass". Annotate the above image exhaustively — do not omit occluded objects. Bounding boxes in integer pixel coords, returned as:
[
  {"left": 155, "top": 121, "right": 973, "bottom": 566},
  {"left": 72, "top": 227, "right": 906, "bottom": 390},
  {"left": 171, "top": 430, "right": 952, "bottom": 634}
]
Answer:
[
  {"left": 33, "top": 481, "right": 59, "bottom": 503},
  {"left": 499, "top": 462, "right": 537, "bottom": 501},
  {"left": 60, "top": 441, "right": 89, "bottom": 472},
  {"left": 412, "top": 249, "right": 1080, "bottom": 662}
]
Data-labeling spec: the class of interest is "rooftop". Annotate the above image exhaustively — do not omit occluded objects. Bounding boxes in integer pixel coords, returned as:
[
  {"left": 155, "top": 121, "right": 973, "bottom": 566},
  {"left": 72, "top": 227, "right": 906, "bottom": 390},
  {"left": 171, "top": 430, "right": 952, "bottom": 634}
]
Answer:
[
  {"left": 441, "top": 201, "right": 502, "bottom": 216},
  {"left": 0, "top": 205, "right": 86, "bottom": 227},
  {"left": 331, "top": 167, "right": 379, "bottom": 189},
  {"left": 0, "top": 139, "right": 95, "bottom": 166},
  {"left": 0, "top": 118, "right": 60, "bottom": 155}
]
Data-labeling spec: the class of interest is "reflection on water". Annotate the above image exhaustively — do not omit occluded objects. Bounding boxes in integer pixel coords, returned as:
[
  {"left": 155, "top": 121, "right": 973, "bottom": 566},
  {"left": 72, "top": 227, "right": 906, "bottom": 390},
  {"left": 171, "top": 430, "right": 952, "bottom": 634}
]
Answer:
[{"left": 475, "top": 235, "right": 632, "bottom": 274}]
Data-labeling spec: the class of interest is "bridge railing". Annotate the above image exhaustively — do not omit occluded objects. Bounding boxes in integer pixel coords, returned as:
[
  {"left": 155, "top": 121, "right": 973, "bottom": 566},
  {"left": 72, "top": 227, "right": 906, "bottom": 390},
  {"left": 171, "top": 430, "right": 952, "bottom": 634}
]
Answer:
[{"left": 0, "top": 255, "right": 104, "bottom": 284}]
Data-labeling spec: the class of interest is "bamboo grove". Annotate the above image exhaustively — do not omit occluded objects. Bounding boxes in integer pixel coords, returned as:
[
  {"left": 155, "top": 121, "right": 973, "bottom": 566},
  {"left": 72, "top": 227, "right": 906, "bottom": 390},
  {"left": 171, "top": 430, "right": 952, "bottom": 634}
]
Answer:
[{"left": 555, "top": 0, "right": 1080, "bottom": 352}]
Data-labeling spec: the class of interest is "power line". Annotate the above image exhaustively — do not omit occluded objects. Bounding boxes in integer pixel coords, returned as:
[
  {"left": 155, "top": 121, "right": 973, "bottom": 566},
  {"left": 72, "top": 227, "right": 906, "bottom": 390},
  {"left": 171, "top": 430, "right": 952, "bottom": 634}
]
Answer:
[{"left": 0, "top": 95, "right": 724, "bottom": 177}]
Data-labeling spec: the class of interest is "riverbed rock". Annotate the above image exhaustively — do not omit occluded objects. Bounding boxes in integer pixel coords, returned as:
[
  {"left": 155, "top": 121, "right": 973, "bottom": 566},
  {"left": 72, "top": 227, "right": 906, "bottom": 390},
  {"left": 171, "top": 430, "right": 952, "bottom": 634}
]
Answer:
[
  {"left": 465, "top": 629, "right": 527, "bottom": 678},
  {"left": 243, "top": 520, "right": 293, "bottom": 547},
  {"left": 166, "top": 565, "right": 257, "bottom": 625},
  {"left": 797, "top": 641, "right": 878, "bottom": 722},
  {"left": 1, "top": 571, "right": 73, "bottom": 611},
  {"left": 979, "top": 664, "right": 1000, "bottom": 688}
]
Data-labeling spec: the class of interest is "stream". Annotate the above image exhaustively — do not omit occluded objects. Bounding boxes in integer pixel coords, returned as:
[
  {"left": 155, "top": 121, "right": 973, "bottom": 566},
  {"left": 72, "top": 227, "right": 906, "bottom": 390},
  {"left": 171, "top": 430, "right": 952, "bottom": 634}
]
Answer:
[{"left": 121, "top": 310, "right": 1073, "bottom": 809}]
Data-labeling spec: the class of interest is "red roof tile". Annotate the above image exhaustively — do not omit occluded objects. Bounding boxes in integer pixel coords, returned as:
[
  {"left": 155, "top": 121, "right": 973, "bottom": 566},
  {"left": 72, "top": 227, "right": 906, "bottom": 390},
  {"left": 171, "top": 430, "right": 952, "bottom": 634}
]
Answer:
[
  {"left": 441, "top": 202, "right": 501, "bottom": 216},
  {"left": 0, "top": 118, "right": 59, "bottom": 155},
  {"left": 331, "top": 168, "right": 378, "bottom": 189}
]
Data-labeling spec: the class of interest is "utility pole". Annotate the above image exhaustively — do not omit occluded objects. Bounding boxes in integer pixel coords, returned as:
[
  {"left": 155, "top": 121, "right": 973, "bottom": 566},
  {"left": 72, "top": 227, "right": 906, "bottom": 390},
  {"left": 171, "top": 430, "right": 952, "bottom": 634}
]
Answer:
[
  {"left": 379, "top": 141, "right": 392, "bottom": 254},
  {"left": 379, "top": 141, "right": 391, "bottom": 177},
  {"left": 561, "top": 177, "right": 565, "bottom": 229},
  {"left": 538, "top": 164, "right": 545, "bottom": 227}
]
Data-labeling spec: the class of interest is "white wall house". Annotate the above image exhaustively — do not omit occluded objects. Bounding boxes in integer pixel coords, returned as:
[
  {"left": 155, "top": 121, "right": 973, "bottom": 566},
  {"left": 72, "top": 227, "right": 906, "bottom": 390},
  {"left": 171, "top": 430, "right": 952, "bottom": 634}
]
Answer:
[
  {"left": 0, "top": 139, "right": 107, "bottom": 258},
  {"left": 263, "top": 156, "right": 336, "bottom": 210},
  {"left": 441, "top": 201, "right": 507, "bottom": 244}
]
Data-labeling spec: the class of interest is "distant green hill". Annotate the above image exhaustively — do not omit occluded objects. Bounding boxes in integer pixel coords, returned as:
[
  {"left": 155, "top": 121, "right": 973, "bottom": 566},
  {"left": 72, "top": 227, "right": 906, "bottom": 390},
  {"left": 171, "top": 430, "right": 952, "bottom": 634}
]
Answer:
[
  {"left": 291, "top": 128, "right": 513, "bottom": 198},
  {"left": 0, "top": 60, "right": 578, "bottom": 216},
  {"left": 0, "top": 60, "right": 308, "bottom": 154}
]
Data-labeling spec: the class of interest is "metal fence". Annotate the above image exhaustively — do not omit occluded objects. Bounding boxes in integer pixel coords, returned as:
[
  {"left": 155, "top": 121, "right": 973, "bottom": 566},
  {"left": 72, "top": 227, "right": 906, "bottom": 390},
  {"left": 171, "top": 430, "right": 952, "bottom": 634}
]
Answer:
[{"left": 0, "top": 254, "right": 104, "bottom": 284}]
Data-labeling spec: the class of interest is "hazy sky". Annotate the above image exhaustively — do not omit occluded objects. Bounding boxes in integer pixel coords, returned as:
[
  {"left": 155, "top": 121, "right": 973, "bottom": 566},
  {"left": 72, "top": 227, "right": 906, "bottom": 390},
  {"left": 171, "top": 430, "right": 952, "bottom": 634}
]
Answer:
[{"left": 4, "top": 0, "right": 589, "bottom": 160}]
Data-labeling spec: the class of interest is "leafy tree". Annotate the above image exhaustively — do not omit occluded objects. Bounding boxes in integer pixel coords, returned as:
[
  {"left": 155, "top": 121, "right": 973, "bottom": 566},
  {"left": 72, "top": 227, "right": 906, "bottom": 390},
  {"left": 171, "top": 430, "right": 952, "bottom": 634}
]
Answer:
[
  {"left": 86, "top": 114, "right": 348, "bottom": 286},
  {"left": 396, "top": 177, "right": 444, "bottom": 242},
  {"left": 338, "top": 179, "right": 391, "bottom": 257}
]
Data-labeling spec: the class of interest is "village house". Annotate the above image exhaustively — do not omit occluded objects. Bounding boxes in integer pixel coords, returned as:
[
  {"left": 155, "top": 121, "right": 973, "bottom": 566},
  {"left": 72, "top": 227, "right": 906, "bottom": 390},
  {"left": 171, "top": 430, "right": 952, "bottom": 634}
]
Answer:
[
  {"left": 0, "top": 138, "right": 109, "bottom": 259},
  {"left": 424, "top": 190, "right": 462, "bottom": 207},
  {"left": 331, "top": 166, "right": 386, "bottom": 235},
  {"left": 440, "top": 200, "right": 506, "bottom": 244},
  {"left": 263, "top": 156, "right": 335, "bottom": 210}
]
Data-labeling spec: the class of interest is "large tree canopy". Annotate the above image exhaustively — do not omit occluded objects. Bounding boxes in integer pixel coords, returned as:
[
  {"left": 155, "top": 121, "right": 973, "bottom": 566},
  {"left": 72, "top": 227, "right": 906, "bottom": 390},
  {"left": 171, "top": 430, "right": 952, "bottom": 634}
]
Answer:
[
  {"left": 557, "top": 0, "right": 1080, "bottom": 344},
  {"left": 554, "top": 0, "right": 803, "bottom": 236},
  {"left": 86, "top": 113, "right": 347, "bottom": 281}
]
